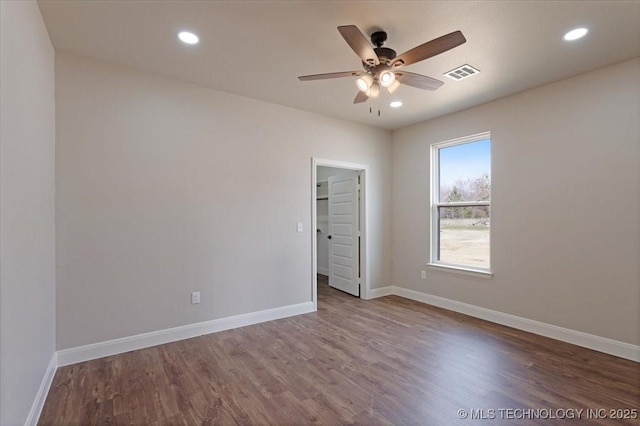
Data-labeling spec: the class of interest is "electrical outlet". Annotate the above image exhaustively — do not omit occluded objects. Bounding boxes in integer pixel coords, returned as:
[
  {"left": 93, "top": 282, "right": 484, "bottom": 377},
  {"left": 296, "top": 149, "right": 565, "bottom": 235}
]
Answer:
[
  {"left": 297, "top": 222, "right": 303, "bottom": 233},
  {"left": 191, "top": 291, "right": 200, "bottom": 304},
  {"left": 420, "top": 270, "right": 427, "bottom": 279}
]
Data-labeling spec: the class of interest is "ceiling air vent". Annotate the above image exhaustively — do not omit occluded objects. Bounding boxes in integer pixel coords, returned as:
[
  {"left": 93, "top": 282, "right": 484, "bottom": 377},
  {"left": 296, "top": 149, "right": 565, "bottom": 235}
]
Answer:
[{"left": 444, "top": 64, "right": 480, "bottom": 81}]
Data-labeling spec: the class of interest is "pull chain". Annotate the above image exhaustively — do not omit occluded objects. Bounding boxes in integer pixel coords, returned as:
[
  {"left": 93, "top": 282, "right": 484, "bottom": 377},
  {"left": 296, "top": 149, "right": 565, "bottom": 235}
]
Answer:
[{"left": 368, "top": 101, "right": 381, "bottom": 117}]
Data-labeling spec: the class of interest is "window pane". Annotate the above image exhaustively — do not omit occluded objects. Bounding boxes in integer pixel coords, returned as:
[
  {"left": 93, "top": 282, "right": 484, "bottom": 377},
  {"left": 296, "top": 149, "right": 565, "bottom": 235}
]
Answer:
[
  {"left": 439, "top": 139, "right": 491, "bottom": 202},
  {"left": 438, "top": 206, "right": 490, "bottom": 268}
]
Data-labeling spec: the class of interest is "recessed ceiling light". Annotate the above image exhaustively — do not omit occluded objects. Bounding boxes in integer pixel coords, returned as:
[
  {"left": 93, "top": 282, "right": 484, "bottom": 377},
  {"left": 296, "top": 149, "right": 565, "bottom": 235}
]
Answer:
[
  {"left": 564, "top": 28, "right": 588, "bottom": 41},
  {"left": 390, "top": 101, "right": 403, "bottom": 108},
  {"left": 178, "top": 31, "right": 199, "bottom": 45}
]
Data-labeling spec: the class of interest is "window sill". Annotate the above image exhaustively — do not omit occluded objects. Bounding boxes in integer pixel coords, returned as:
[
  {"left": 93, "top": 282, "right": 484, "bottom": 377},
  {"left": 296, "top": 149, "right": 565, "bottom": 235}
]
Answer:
[{"left": 427, "top": 263, "right": 493, "bottom": 279}]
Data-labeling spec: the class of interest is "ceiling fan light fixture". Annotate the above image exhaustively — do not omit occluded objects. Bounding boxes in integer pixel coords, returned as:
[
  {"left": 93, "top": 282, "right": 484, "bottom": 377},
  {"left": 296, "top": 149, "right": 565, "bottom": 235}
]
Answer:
[
  {"left": 386, "top": 79, "right": 401, "bottom": 94},
  {"left": 379, "top": 70, "right": 396, "bottom": 87},
  {"left": 356, "top": 74, "right": 373, "bottom": 92},
  {"left": 368, "top": 82, "right": 380, "bottom": 99}
]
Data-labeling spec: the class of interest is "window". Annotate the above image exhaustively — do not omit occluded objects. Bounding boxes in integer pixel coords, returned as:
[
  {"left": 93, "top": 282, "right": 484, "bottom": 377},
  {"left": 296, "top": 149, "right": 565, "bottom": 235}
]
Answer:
[{"left": 430, "top": 133, "right": 491, "bottom": 273}]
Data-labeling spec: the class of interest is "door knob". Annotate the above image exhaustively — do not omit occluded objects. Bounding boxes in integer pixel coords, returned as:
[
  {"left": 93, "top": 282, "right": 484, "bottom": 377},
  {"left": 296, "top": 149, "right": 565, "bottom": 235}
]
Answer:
[{"left": 327, "top": 235, "right": 332, "bottom": 239}]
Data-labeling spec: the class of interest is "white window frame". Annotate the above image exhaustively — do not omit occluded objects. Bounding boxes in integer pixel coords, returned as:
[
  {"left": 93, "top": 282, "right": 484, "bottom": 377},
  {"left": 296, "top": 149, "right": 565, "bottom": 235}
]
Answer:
[{"left": 429, "top": 132, "right": 492, "bottom": 277}]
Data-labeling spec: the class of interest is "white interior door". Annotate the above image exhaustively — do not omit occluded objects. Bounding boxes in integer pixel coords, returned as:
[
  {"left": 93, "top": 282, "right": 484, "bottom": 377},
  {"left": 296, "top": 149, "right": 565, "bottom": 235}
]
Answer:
[{"left": 328, "top": 171, "right": 359, "bottom": 296}]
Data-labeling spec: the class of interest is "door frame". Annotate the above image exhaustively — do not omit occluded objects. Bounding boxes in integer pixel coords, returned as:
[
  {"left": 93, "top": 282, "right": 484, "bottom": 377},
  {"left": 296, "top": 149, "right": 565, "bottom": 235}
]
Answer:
[{"left": 311, "top": 158, "right": 369, "bottom": 310}]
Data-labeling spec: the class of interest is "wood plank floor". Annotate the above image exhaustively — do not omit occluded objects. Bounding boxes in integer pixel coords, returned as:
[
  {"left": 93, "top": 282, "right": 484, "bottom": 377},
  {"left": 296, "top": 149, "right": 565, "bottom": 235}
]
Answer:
[{"left": 40, "top": 276, "right": 639, "bottom": 425}]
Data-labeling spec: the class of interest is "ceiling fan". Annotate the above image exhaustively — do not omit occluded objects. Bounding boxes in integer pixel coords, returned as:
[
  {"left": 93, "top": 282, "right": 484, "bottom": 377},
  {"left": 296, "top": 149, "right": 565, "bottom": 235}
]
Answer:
[{"left": 298, "top": 25, "right": 466, "bottom": 103}]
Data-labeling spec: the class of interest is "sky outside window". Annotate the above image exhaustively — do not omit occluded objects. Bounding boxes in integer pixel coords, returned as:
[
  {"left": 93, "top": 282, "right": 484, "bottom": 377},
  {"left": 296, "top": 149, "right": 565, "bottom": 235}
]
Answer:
[
  {"left": 439, "top": 138, "right": 491, "bottom": 190},
  {"left": 438, "top": 139, "right": 491, "bottom": 202}
]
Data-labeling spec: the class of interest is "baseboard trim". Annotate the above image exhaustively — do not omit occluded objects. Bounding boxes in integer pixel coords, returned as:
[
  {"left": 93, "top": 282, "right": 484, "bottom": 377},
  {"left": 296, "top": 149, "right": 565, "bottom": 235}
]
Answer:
[
  {"left": 367, "top": 286, "right": 394, "bottom": 299},
  {"left": 317, "top": 267, "right": 330, "bottom": 276},
  {"left": 57, "top": 301, "right": 315, "bottom": 367},
  {"left": 392, "top": 286, "right": 640, "bottom": 362},
  {"left": 25, "top": 352, "right": 57, "bottom": 426}
]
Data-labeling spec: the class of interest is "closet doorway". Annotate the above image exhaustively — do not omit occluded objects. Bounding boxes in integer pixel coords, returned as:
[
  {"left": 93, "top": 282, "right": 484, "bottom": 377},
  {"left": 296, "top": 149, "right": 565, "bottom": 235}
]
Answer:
[{"left": 311, "top": 158, "right": 369, "bottom": 310}]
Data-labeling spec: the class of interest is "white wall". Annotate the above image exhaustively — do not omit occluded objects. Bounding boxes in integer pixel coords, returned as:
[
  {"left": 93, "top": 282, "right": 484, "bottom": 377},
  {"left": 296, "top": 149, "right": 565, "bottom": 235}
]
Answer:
[
  {"left": 55, "top": 53, "right": 392, "bottom": 350},
  {"left": 391, "top": 58, "right": 640, "bottom": 346},
  {"left": 0, "top": 1, "right": 56, "bottom": 424}
]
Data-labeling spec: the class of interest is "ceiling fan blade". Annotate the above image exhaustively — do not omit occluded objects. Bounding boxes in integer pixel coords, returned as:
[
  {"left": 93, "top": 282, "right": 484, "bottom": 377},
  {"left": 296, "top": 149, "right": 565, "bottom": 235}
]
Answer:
[
  {"left": 396, "top": 71, "right": 444, "bottom": 90},
  {"left": 338, "top": 25, "right": 380, "bottom": 66},
  {"left": 354, "top": 90, "right": 369, "bottom": 104},
  {"left": 392, "top": 30, "right": 466, "bottom": 68},
  {"left": 298, "top": 71, "right": 363, "bottom": 81}
]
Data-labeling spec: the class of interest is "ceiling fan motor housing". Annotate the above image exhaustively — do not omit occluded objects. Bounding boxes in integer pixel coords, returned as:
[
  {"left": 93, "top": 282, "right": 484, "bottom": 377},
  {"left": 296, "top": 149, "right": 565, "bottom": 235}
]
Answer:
[
  {"left": 363, "top": 47, "right": 397, "bottom": 75},
  {"left": 374, "top": 47, "right": 396, "bottom": 63},
  {"left": 370, "top": 31, "right": 397, "bottom": 66}
]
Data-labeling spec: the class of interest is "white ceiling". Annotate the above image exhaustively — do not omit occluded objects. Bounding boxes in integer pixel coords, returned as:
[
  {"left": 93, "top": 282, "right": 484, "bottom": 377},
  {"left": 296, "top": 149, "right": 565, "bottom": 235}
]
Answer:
[{"left": 38, "top": 0, "right": 640, "bottom": 130}]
